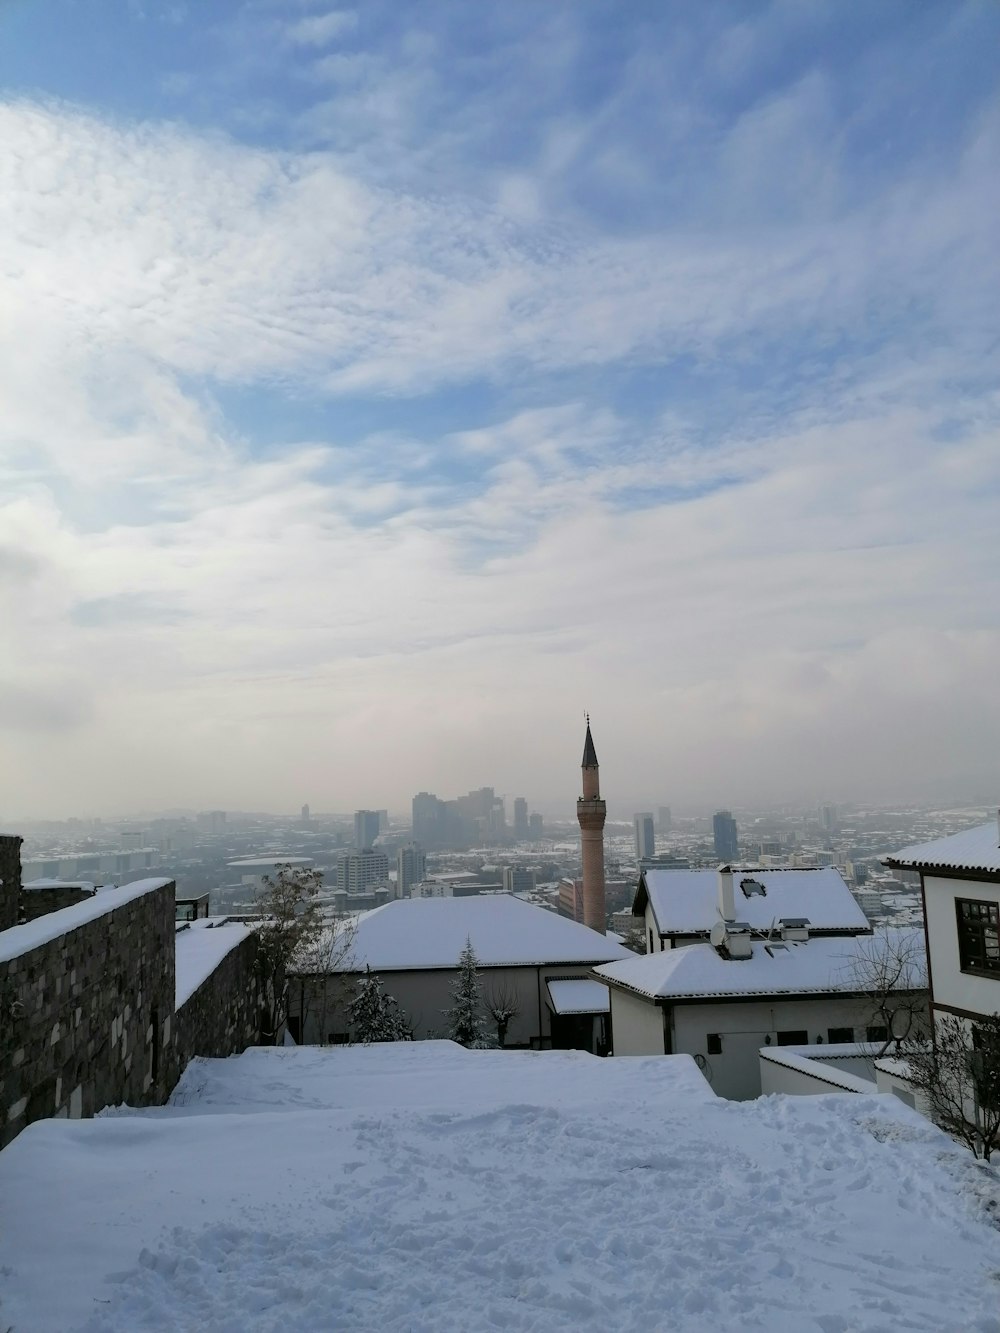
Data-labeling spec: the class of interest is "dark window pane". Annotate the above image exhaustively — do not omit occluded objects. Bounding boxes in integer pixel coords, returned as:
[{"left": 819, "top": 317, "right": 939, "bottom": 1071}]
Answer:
[
  {"left": 777, "top": 1030, "right": 808, "bottom": 1046},
  {"left": 828, "top": 1027, "right": 854, "bottom": 1043}
]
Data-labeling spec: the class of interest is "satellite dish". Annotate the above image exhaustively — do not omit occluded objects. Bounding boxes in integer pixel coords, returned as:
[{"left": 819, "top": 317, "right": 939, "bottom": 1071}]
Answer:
[{"left": 710, "top": 921, "right": 727, "bottom": 948}]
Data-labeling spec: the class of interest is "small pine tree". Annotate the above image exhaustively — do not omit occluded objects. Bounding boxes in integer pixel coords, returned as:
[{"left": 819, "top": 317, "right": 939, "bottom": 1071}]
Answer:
[
  {"left": 447, "top": 937, "right": 489, "bottom": 1047},
  {"left": 349, "top": 967, "right": 409, "bottom": 1043}
]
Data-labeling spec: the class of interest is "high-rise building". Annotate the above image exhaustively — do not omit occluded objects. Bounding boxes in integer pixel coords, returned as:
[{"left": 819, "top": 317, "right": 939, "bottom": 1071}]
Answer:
[
  {"left": 354, "top": 810, "right": 381, "bottom": 850},
  {"left": 657, "top": 805, "right": 672, "bottom": 833},
  {"left": 528, "top": 812, "right": 543, "bottom": 838},
  {"left": 576, "top": 718, "right": 607, "bottom": 935},
  {"left": 713, "top": 810, "right": 739, "bottom": 862},
  {"left": 301, "top": 804, "right": 310, "bottom": 824},
  {"left": 396, "top": 843, "right": 426, "bottom": 899},
  {"left": 557, "top": 877, "right": 584, "bottom": 922},
  {"left": 336, "top": 848, "right": 390, "bottom": 893},
  {"left": 513, "top": 797, "right": 529, "bottom": 840},
  {"left": 502, "top": 865, "right": 535, "bottom": 895},
  {"left": 821, "top": 804, "right": 838, "bottom": 832},
  {"left": 633, "top": 813, "right": 655, "bottom": 860}
]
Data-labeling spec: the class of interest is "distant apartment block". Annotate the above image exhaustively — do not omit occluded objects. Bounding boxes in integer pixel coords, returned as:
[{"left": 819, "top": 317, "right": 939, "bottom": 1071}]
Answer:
[
  {"left": 353, "top": 810, "right": 381, "bottom": 849},
  {"left": 558, "top": 877, "right": 584, "bottom": 923},
  {"left": 528, "top": 812, "right": 543, "bottom": 838},
  {"left": 657, "top": 806, "right": 672, "bottom": 833},
  {"left": 502, "top": 866, "right": 536, "bottom": 895},
  {"left": 713, "top": 810, "right": 739, "bottom": 862},
  {"left": 396, "top": 843, "right": 427, "bottom": 899},
  {"left": 336, "top": 848, "right": 390, "bottom": 893},
  {"left": 513, "top": 797, "right": 529, "bottom": 840},
  {"left": 633, "top": 813, "right": 655, "bottom": 860}
]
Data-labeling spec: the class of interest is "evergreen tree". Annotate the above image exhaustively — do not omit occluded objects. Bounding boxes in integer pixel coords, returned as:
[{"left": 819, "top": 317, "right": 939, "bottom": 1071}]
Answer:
[
  {"left": 446, "top": 937, "right": 489, "bottom": 1048},
  {"left": 349, "top": 967, "right": 409, "bottom": 1043}
]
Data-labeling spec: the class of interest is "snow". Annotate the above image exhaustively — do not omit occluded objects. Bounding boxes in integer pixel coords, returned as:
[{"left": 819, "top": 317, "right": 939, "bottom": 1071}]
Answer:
[
  {"left": 0, "top": 878, "right": 173, "bottom": 964},
  {"left": 639, "top": 866, "right": 870, "bottom": 936},
  {"left": 174, "top": 919, "right": 252, "bottom": 1008},
  {"left": 759, "top": 1046, "right": 877, "bottom": 1094},
  {"left": 887, "top": 821, "right": 1000, "bottom": 873},
  {"left": 546, "top": 979, "right": 610, "bottom": 1014},
  {"left": 1, "top": 1042, "right": 999, "bottom": 1332},
  {"left": 21, "top": 878, "right": 98, "bottom": 892},
  {"left": 594, "top": 927, "right": 926, "bottom": 1000},
  {"left": 299, "top": 895, "right": 632, "bottom": 972}
]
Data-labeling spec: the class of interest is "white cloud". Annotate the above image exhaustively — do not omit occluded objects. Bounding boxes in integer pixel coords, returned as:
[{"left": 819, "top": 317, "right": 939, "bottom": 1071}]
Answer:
[
  {"left": 0, "top": 73, "right": 998, "bottom": 815},
  {"left": 284, "top": 10, "right": 357, "bottom": 48}
]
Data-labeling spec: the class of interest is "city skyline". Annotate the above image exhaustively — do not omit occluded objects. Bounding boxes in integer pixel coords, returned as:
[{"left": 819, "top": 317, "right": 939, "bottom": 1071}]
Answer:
[{"left": 2, "top": 3, "right": 999, "bottom": 816}]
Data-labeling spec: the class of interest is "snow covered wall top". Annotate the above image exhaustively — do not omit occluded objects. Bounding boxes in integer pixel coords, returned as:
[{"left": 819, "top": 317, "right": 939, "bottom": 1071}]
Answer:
[{"left": 0, "top": 877, "right": 174, "bottom": 964}]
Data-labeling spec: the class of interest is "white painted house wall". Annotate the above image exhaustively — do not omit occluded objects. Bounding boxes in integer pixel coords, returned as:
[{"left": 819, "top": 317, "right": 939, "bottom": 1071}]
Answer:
[
  {"left": 923, "top": 873, "right": 1000, "bottom": 1018},
  {"left": 609, "top": 988, "right": 667, "bottom": 1056},
  {"left": 295, "top": 963, "right": 603, "bottom": 1048}
]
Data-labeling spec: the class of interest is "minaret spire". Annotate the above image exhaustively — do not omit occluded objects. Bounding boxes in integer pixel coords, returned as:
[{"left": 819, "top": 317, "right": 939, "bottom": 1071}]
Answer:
[{"left": 577, "top": 716, "right": 607, "bottom": 934}]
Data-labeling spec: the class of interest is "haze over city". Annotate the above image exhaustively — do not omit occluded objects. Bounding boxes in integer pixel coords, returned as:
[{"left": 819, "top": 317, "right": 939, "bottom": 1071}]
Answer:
[{"left": 1, "top": 1, "right": 998, "bottom": 819}]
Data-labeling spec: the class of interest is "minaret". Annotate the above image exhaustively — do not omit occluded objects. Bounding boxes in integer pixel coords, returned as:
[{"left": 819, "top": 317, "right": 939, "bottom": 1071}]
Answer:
[{"left": 577, "top": 716, "right": 607, "bottom": 934}]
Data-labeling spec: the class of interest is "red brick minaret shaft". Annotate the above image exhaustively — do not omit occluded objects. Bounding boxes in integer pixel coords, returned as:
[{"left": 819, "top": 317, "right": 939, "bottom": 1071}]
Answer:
[{"left": 577, "top": 717, "right": 607, "bottom": 934}]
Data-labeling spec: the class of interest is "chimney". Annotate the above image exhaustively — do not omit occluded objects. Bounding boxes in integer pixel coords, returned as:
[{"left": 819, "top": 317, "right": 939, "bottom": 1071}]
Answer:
[{"left": 718, "top": 864, "right": 735, "bottom": 923}]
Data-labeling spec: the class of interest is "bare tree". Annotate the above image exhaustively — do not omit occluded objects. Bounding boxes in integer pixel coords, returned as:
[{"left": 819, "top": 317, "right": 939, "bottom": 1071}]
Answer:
[
  {"left": 252, "top": 864, "right": 325, "bottom": 1044},
  {"left": 844, "top": 927, "right": 929, "bottom": 1057},
  {"left": 295, "top": 915, "right": 357, "bottom": 1045},
  {"left": 484, "top": 980, "right": 521, "bottom": 1048},
  {"left": 906, "top": 1012, "right": 1000, "bottom": 1161}
]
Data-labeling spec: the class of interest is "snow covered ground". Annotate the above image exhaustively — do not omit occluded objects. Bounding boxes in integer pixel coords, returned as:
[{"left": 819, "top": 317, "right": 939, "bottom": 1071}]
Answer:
[{"left": 2, "top": 1043, "right": 999, "bottom": 1332}]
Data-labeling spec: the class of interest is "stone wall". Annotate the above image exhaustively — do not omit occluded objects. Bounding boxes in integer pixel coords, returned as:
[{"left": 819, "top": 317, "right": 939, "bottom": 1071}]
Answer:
[
  {"left": 0, "top": 834, "right": 23, "bottom": 932},
  {"left": 172, "top": 931, "right": 262, "bottom": 1072},
  {"left": 0, "top": 880, "right": 175, "bottom": 1150},
  {"left": 19, "top": 886, "right": 97, "bottom": 924}
]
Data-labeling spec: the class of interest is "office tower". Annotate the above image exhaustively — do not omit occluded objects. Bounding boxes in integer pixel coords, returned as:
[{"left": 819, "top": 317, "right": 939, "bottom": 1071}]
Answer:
[
  {"left": 336, "top": 848, "right": 390, "bottom": 893},
  {"left": 633, "top": 813, "right": 655, "bottom": 860},
  {"left": 502, "top": 865, "right": 535, "bottom": 895},
  {"left": 301, "top": 804, "right": 310, "bottom": 824},
  {"left": 528, "top": 812, "right": 543, "bottom": 838},
  {"left": 396, "top": 843, "right": 426, "bottom": 899},
  {"left": 576, "top": 718, "right": 607, "bottom": 934},
  {"left": 821, "top": 804, "right": 838, "bottom": 832},
  {"left": 513, "top": 797, "right": 529, "bottom": 840},
  {"left": 713, "top": 810, "right": 739, "bottom": 862},
  {"left": 657, "top": 805, "right": 672, "bottom": 833},
  {"left": 354, "top": 809, "right": 381, "bottom": 850}
]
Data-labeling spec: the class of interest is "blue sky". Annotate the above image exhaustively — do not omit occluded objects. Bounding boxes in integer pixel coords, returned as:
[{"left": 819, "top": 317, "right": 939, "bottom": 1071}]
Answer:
[{"left": 1, "top": 0, "right": 998, "bottom": 816}]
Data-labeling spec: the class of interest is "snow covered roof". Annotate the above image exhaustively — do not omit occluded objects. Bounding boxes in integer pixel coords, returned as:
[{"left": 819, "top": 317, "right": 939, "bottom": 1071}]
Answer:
[
  {"left": 2, "top": 1042, "right": 998, "bottom": 1332},
  {"left": 299, "top": 895, "right": 631, "bottom": 972},
  {"left": 0, "top": 878, "right": 174, "bottom": 964},
  {"left": 594, "top": 927, "right": 926, "bottom": 1001},
  {"left": 546, "top": 979, "right": 610, "bottom": 1015},
  {"left": 174, "top": 919, "right": 252, "bottom": 1009},
  {"left": 886, "top": 821, "right": 1000, "bottom": 875},
  {"left": 21, "top": 879, "right": 98, "bottom": 893},
  {"left": 636, "top": 866, "right": 869, "bottom": 935}
]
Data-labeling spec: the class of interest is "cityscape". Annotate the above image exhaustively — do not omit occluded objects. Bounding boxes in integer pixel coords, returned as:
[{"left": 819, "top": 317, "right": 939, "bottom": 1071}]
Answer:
[{"left": 1, "top": 2, "right": 999, "bottom": 1330}]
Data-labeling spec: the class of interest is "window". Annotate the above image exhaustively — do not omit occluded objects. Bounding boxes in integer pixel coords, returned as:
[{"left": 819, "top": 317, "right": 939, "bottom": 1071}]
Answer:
[
  {"left": 866, "top": 1025, "right": 888, "bottom": 1044},
  {"left": 707, "top": 1033, "right": 722, "bottom": 1055},
  {"left": 956, "top": 898, "right": 1000, "bottom": 976},
  {"left": 327, "top": 1033, "right": 350, "bottom": 1045},
  {"left": 776, "top": 1030, "right": 808, "bottom": 1046},
  {"left": 827, "top": 1027, "right": 854, "bottom": 1044}
]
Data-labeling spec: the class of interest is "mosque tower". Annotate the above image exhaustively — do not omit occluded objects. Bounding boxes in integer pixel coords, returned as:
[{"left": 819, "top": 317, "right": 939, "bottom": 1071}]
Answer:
[{"left": 577, "top": 716, "right": 607, "bottom": 934}]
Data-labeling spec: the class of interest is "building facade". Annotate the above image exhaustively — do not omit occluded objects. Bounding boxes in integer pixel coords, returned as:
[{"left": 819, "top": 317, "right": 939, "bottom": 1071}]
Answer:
[
  {"left": 713, "top": 810, "right": 739, "bottom": 862},
  {"left": 634, "top": 813, "right": 655, "bottom": 860}
]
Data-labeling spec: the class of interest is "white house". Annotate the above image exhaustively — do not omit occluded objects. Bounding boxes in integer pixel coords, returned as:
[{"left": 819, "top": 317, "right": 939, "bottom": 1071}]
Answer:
[
  {"left": 885, "top": 818, "right": 1000, "bottom": 1029},
  {"left": 593, "top": 925, "right": 926, "bottom": 1100},
  {"left": 633, "top": 865, "right": 870, "bottom": 953},
  {"left": 288, "top": 895, "right": 630, "bottom": 1053}
]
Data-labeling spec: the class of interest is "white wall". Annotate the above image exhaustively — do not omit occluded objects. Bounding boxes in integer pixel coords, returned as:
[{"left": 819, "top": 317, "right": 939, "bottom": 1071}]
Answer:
[
  {"left": 924, "top": 873, "right": 1000, "bottom": 1018},
  {"left": 294, "top": 963, "right": 603, "bottom": 1047},
  {"left": 609, "top": 988, "right": 667, "bottom": 1056}
]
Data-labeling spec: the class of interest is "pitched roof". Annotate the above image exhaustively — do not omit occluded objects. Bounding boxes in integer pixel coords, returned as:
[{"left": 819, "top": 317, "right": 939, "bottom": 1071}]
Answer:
[
  {"left": 885, "top": 822, "right": 1000, "bottom": 875},
  {"left": 301, "top": 895, "right": 631, "bottom": 973},
  {"left": 634, "top": 866, "right": 869, "bottom": 936},
  {"left": 594, "top": 927, "right": 925, "bottom": 1001},
  {"left": 546, "top": 979, "right": 610, "bottom": 1015}
]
